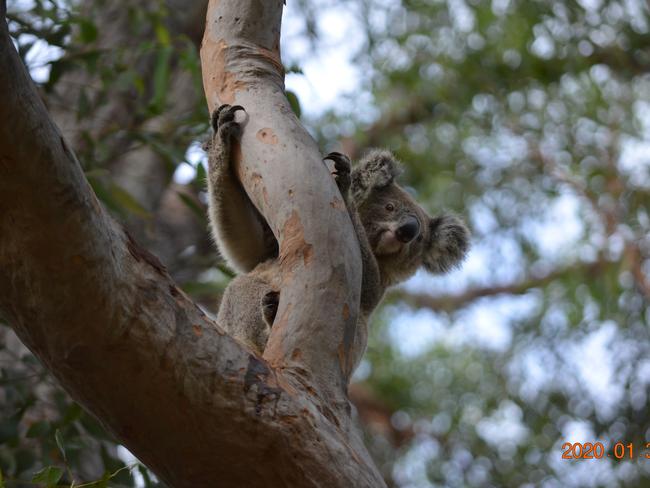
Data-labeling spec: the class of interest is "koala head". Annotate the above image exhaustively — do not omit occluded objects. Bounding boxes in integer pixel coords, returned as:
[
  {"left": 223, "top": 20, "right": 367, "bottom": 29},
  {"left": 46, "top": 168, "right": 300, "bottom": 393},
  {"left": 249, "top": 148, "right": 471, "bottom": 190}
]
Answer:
[{"left": 351, "top": 150, "right": 470, "bottom": 287}]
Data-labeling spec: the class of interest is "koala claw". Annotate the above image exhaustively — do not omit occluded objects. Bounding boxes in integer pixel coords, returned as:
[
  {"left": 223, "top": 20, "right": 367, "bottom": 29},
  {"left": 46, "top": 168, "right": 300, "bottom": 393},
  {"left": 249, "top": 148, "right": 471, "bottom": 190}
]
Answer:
[
  {"left": 261, "top": 290, "right": 280, "bottom": 327},
  {"left": 325, "top": 152, "right": 351, "bottom": 197},
  {"left": 211, "top": 104, "right": 246, "bottom": 132}
]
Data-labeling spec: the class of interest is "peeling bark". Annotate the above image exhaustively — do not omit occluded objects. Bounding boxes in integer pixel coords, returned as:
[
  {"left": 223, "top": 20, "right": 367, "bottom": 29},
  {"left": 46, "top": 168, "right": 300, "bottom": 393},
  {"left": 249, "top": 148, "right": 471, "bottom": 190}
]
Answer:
[
  {"left": 0, "top": 1, "right": 384, "bottom": 486},
  {"left": 201, "top": 0, "right": 363, "bottom": 400}
]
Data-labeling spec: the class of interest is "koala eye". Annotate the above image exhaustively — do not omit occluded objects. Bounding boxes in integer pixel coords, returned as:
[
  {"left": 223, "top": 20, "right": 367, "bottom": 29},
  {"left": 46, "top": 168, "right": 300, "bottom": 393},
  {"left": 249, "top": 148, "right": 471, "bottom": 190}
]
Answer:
[{"left": 385, "top": 203, "right": 395, "bottom": 212}]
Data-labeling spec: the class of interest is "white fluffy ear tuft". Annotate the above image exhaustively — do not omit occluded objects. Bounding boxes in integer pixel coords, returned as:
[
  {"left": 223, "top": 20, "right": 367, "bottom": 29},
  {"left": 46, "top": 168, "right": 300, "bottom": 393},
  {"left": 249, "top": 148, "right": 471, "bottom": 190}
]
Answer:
[
  {"left": 351, "top": 149, "right": 402, "bottom": 204},
  {"left": 423, "top": 214, "right": 470, "bottom": 274}
]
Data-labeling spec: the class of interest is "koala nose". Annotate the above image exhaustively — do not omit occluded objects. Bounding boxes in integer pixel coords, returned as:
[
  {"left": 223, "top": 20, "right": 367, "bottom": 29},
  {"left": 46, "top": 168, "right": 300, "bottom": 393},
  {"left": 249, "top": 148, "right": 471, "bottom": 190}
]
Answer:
[{"left": 395, "top": 217, "right": 420, "bottom": 243}]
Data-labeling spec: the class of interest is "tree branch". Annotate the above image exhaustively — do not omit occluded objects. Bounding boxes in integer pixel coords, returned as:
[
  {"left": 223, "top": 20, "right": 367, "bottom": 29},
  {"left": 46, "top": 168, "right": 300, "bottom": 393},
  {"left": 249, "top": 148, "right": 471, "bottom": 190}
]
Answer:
[
  {"left": 201, "top": 0, "right": 363, "bottom": 399},
  {"left": 0, "top": 4, "right": 383, "bottom": 487},
  {"left": 389, "top": 260, "right": 607, "bottom": 312}
]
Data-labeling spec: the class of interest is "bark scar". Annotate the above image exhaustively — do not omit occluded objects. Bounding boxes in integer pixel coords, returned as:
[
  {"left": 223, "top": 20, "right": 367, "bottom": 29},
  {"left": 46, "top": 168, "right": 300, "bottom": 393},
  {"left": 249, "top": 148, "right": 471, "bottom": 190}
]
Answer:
[
  {"left": 279, "top": 210, "right": 313, "bottom": 270},
  {"left": 203, "top": 39, "right": 248, "bottom": 105},
  {"left": 256, "top": 128, "right": 279, "bottom": 145},
  {"left": 244, "top": 355, "right": 283, "bottom": 416},
  {"left": 124, "top": 227, "right": 167, "bottom": 276}
]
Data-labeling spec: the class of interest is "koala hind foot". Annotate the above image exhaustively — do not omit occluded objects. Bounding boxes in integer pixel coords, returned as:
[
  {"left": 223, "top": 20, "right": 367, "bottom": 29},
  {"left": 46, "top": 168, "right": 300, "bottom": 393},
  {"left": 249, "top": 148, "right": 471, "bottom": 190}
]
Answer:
[
  {"left": 324, "top": 152, "right": 351, "bottom": 201},
  {"left": 261, "top": 290, "right": 280, "bottom": 327},
  {"left": 211, "top": 104, "right": 245, "bottom": 130},
  {"left": 211, "top": 104, "right": 245, "bottom": 143}
]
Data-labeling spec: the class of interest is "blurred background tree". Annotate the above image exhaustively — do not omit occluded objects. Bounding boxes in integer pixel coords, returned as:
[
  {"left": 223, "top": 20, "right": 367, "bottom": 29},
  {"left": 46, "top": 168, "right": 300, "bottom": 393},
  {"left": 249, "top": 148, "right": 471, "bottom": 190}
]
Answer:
[{"left": 1, "top": 0, "right": 649, "bottom": 486}]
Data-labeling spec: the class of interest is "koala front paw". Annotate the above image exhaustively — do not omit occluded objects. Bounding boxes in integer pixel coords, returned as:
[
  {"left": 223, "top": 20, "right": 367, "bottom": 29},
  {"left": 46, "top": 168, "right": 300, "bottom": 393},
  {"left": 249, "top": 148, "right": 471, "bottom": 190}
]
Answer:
[
  {"left": 261, "top": 290, "right": 280, "bottom": 327},
  {"left": 324, "top": 152, "right": 351, "bottom": 198},
  {"left": 211, "top": 104, "right": 245, "bottom": 142}
]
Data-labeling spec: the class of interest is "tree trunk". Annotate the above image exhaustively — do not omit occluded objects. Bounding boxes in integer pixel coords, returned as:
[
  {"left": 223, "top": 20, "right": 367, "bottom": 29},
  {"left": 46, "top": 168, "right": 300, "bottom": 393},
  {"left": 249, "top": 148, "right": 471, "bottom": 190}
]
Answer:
[{"left": 0, "top": 0, "right": 385, "bottom": 486}]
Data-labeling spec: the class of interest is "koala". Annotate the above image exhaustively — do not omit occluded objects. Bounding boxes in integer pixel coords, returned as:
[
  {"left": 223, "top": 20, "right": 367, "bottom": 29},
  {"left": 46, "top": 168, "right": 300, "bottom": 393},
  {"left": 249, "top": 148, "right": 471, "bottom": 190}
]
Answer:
[{"left": 206, "top": 104, "right": 469, "bottom": 374}]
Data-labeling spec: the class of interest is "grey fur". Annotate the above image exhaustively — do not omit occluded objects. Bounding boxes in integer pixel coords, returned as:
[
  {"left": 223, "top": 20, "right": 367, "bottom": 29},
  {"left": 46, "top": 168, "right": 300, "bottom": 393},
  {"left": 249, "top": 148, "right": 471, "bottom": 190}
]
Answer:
[
  {"left": 207, "top": 107, "right": 470, "bottom": 371},
  {"left": 216, "top": 260, "right": 278, "bottom": 353},
  {"left": 424, "top": 215, "right": 470, "bottom": 274},
  {"left": 206, "top": 105, "right": 277, "bottom": 274},
  {"left": 351, "top": 149, "right": 402, "bottom": 205}
]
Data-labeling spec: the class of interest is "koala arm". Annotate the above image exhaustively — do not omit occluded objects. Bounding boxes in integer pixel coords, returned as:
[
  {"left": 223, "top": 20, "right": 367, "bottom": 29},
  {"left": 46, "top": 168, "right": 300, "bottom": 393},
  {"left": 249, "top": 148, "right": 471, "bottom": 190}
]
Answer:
[
  {"left": 207, "top": 105, "right": 277, "bottom": 274},
  {"left": 348, "top": 199, "right": 383, "bottom": 314},
  {"left": 328, "top": 152, "right": 384, "bottom": 315}
]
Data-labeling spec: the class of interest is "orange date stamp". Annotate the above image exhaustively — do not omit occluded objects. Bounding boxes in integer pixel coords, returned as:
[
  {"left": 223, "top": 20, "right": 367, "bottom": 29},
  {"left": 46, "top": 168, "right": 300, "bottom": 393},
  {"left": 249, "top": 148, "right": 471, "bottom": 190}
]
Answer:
[{"left": 562, "top": 442, "right": 650, "bottom": 460}]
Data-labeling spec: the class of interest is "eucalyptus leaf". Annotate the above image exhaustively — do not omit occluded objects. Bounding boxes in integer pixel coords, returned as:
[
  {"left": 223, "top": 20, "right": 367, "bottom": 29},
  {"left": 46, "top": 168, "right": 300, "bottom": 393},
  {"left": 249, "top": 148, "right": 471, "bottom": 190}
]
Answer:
[
  {"left": 108, "top": 184, "right": 151, "bottom": 219},
  {"left": 54, "top": 430, "right": 66, "bottom": 463},
  {"left": 31, "top": 466, "right": 63, "bottom": 486},
  {"left": 176, "top": 192, "right": 205, "bottom": 222}
]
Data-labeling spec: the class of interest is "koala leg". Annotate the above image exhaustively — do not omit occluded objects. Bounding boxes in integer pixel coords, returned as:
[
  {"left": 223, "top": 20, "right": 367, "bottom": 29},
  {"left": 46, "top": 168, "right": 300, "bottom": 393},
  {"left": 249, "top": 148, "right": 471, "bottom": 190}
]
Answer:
[
  {"left": 261, "top": 290, "right": 280, "bottom": 327},
  {"left": 207, "top": 104, "right": 277, "bottom": 273},
  {"left": 217, "top": 271, "right": 273, "bottom": 355}
]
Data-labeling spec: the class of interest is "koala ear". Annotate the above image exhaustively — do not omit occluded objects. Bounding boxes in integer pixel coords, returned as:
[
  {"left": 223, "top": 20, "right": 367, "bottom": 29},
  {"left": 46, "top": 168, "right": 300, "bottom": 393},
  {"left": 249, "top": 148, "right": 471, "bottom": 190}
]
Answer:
[
  {"left": 351, "top": 149, "right": 403, "bottom": 204},
  {"left": 423, "top": 214, "right": 470, "bottom": 274}
]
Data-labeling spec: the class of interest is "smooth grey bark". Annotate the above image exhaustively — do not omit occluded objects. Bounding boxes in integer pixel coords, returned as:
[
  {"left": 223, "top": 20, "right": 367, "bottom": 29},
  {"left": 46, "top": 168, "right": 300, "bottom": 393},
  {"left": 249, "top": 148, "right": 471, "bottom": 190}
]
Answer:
[
  {"left": 201, "top": 0, "right": 363, "bottom": 398},
  {"left": 0, "top": 0, "right": 385, "bottom": 486}
]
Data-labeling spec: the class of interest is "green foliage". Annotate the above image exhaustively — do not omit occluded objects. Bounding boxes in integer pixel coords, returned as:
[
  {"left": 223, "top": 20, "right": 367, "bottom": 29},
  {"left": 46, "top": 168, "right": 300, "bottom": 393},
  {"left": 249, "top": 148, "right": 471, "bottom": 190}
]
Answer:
[
  {"left": 0, "top": 337, "right": 163, "bottom": 486},
  {"left": 286, "top": 89, "right": 302, "bottom": 118},
  {"left": 31, "top": 466, "right": 62, "bottom": 486}
]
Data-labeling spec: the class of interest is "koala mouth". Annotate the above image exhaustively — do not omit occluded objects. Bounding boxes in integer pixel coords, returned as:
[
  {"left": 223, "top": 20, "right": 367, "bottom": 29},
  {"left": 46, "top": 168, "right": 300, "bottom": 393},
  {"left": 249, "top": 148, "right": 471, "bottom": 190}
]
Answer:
[{"left": 374, "top": 230, "right": 403, "bottom": 255}]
